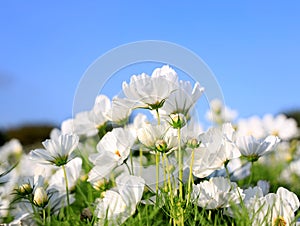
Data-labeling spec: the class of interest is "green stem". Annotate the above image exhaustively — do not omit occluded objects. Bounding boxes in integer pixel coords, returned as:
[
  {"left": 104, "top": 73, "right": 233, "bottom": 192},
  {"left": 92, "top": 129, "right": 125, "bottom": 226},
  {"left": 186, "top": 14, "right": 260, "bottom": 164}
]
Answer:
[
  {"left": 43, "top": 208, "right": 46, "bottom": 225},
  {"left": 29, "top": 200, "right": 40, "bottom": 222},
  {"left": 177, "top": 128, "right": 183, "bottom": 201},
  {"left": 208, "top": 210, "right": 212, "bottom": 221},
  {"left": 186, "top": 148, "right": 195, "bottom": 206},
  {"left": 161, "top": 153, "right": 167, "bottom": 190},
  {"left": 164, "top": 153, "right": 174, "bottom": 203},
  {"left": 156, "top": 109, "right": 161, "bottom": 125},
  {"left": 165, "top": 154, "right": 176, "bottom": 224},
  {"left": 225, "top": 163, "right": 231, "bottom": 179},
  {"left": 75, "top": 183, "right": 89, "bottom": 205},
  {"left": 155, "top": 108, "right": 161, "bottom": 204},
  {"left": 155, "top": 152, "right": 160, "bottom": 204},
  {"left": 62, "top": 165, "right": 70, "bottom": 220},
  {"left": 130, "top": 150, "right": 134, "bottom": 175},
  {"left": 124, "top": 162, "right": 132, "bottom": 175},
  {"left": 177, "top": 128, "right": 184, "bottom": 226},
  {"left": 31, "top": 201, "right": 37, "bottom": 218},
  {"left": 248, "top": 162, "right": 254, "bottom": 186}
]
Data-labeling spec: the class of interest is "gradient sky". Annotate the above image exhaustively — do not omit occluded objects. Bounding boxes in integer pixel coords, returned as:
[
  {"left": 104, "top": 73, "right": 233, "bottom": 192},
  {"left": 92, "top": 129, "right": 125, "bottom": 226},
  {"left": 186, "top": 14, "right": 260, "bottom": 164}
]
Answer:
[{"left": 1, "top": 1, "right": 300, "bottom": 129}]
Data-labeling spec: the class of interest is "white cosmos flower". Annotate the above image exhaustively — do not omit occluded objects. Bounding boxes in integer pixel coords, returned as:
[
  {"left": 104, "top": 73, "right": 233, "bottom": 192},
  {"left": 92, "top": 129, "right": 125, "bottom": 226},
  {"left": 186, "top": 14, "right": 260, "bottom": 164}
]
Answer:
[
  {"left": 159, "top": 80, "right": 204, "bottom": 119},
  {"left": 29, "top": 133, "right": 79, "bottom": 166},
  {"left": 105, "top": 97, "right": 133, "bottom": 125},
  {"left": 251, "top": 187, "right": 300, "bottom": 226},
  {"left": 16, "top": 174, "right": 44, "bottom": 197},
  {"left": 95, "top": 175, "right": 145, "bottom": 226},
  {"left": 0, "top": 139, "right": 23, "bottom": 160},
  {"left": 12, "top": 186, "right": 74, "bottom": 219},
  {"left": 181, "top": 119, "right": 203, "bottom": 145},
  {"left": 262, "top": 114, "right": 298, "bottom": 140},
  {"left": 192, "top": 143, "right": 223, "bottom": 178},
  {"left": 209, "top": 158, "right": 251, "bottom": 181},
  {"left": 48, "top": 157, "right": 82, "bottom": 192},
  {"left": 0, "top": 139, "right": 23, "bottom": 196},
  {"left": 88, "top": 128, "right": 135, "bottom": 184},
  {"left": 96, "top": 128, "right": 135, "bottom": 164},
  {"left": 192, "top": 123, "right": 240, "bottom": 178},
  {"left": 16, "top": 154, "right": 55, "bottom": 183},
  {"left": 122, "top": 65, "right": 178, "bottom": 110},
  {"left": 192, "top": 177, "right": 244, "bottom": 209},
  {"left": 243, "top": 186, "right": 264, "bottom": 205},
  {"left": 66, "top": 95, "right": 111, "bottom": 137},
  {"left": 127, "top": 113, "right": 149, "bottom": 139},
  {"left": 281, "top": 158, "right": 300, "bottom": 183},
  {"left": 225, "top": 185, "right": 263, "bottom": 218},
  {"left": 236, "top": 116, "right": 266, "bottom": 139},
  {"left": 236, "top": 135, "right": 280, "bottom": 162},
  {"left": 137, "top": 123, "right": 178, "bottom": 153},
  {"left": 257, "top": 180, "right": 270, "bottom": 195},
  {"left": 206, "top": 99, "right": 238, "bottom": 124},
  {"left": 227, "top": 180, "right": 270, "bottom": 218}
]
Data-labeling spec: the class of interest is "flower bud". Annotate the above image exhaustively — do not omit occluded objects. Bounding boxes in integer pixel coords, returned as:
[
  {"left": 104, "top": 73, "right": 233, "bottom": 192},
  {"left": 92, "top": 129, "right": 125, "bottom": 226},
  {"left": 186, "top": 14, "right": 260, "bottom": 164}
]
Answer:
[
  {"left": 33, "top": 187, "right": 48, "bottom": 208},
  {"left": 187, "top": 138, "right": 199, "bottom": 149},
  {"left": 169, "top": 113, "right": 186, "bottom": 129},
  {"left": 18, "top": 183, "right": 32, "bottom": 195},
  {"left": 155, "top": 139, "right": 168, "bottom": 153},
  {"left": 93, "top": 178, "right": 107, "bottom": 191}
]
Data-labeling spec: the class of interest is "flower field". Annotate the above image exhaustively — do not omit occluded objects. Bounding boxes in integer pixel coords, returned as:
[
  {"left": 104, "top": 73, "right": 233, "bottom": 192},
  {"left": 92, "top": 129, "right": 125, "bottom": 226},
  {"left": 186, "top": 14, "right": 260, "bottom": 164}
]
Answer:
[{"left": 0, "top": 65, "right": 300, "bottom": 225}]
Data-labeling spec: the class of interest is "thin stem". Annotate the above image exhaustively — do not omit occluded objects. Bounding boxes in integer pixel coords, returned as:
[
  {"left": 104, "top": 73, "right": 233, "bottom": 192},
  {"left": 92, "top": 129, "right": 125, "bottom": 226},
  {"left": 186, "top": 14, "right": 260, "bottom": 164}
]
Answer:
[
  {"left": 47, "top": 204, "right": 51, "bottom": 225},
  {"left": 177, "top": 128, "right": 184, "bottom": 226},
  {"left": 225, "top": 162, "right": 234, "bottom": 189},
  {"left": 156, "top": 108, "right": 161, "bottom": 125},
  {"left": 225, "top": 163, "right": 231, "bottom": 179},
  {"left": 75, "top": 183, "right": 89, "bottom": 205},
  {"left": 165, "top": 154, "right": 176, "bottom": 225},
  {"left": 161, "top": 153, "right": 167, "bottom": 190},
  {"left": 31, "top": 201, "right": 37, "bottom": 217},
  {"left": 208, "top": 210, "right": 212, "bottom": 221},
  {"left": 62, "top": 165, "right": 70, "bottom": 220},
  {"left": 156, "top": 108, "right": 161, "bottom": 204},
  {"left": 177, "top": 128, "right": 183, "bottom": 201},
  {"left": 43, "top": 208, "right": 46, "bottom": 225},
  {"left": 130, "top": 150, "right": 134, "bottom": 175},
  {"left": 248, "top": 162, "right": 254, "bottom": 186},
  {"left": 155, "top": 152, "right": 160, "bottom": 204},
  {"left": 125, "top": 162, "right": 132, "bottom": 175},
  {"left": 164, "top": 153, "right": 174, "bottom": 203},
  {"left": 186, "top": 148, "right": 195, "bottom": 206}
]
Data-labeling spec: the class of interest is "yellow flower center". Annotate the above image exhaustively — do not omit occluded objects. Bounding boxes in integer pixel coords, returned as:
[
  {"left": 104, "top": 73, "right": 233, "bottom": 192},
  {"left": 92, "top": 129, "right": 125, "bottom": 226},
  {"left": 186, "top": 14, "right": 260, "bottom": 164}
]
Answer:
[
  {"left": 272, "top": 130, "right": 279, "bottom": 137},
  {"left": 115, "top": 150, "right": 121, "bottom": 157},
  {"left": 273, "top": 216, "right": 286, "bottom": 226}
]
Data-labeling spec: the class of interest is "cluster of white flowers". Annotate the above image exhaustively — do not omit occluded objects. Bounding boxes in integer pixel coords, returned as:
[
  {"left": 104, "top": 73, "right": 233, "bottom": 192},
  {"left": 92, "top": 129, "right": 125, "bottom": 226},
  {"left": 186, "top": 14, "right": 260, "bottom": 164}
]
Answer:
[{"left": 1, "top": 65, "right": 299, "bottom": 225}]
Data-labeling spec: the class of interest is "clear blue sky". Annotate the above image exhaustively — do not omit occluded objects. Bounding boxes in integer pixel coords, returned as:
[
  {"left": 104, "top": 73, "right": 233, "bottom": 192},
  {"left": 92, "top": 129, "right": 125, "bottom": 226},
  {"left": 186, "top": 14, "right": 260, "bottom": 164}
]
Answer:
[{"left": 1, "top": 1, "right": 300, "bottom": 129}]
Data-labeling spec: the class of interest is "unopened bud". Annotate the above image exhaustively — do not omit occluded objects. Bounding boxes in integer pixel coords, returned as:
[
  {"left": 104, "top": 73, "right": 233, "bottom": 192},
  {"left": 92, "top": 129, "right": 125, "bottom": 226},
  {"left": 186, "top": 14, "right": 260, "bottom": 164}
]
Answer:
[
  {"left": 93, "top": 178, "right": 107, "bottom": 191},
  {"left": 33, "top": 187, "right": 48, "bottom": 208},
  {"left": 18, "top": 183, "right": 32, "bottom": 195},
  {"left": 155, "top": 139, "right": 168, "bottom": 153},
  {"left": 187, "top": 138, "right": 199, "bottom": 149},
  {"left": 169, "top": 113, "right": 186, "bottom": 129}
]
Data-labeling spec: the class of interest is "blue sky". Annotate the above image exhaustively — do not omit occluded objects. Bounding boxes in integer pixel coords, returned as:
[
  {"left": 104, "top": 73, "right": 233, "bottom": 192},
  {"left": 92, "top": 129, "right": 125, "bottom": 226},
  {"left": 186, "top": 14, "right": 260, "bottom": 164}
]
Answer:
[{"left": 1, "top": 1, "right": 300, "bottom": 129}]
